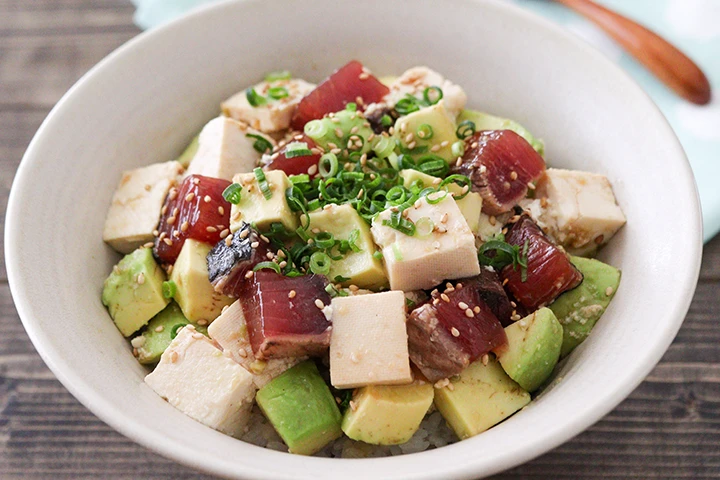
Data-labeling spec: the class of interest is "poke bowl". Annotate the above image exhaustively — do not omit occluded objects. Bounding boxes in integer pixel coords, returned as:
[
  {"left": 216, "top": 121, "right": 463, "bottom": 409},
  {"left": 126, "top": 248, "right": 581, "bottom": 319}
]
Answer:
[{"left": 5, "top": 0, "right": 702, "bottom": 479}]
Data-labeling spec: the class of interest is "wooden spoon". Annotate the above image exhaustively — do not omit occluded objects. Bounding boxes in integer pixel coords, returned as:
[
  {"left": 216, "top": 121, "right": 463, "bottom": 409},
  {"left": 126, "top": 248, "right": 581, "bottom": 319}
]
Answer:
[{"left": 552, "top": 0, "right": 712, "bottom": 105}]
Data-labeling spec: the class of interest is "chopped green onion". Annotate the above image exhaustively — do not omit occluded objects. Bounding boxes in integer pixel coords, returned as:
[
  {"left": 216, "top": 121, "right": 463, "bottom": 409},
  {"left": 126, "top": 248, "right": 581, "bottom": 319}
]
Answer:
[
  {"left": 170, "top": 323, "right": 185, "bottom": 339},
  {"left": 347, "top": 229, "right": 361, "bottom": 252},
  {"left": 325, "top": 284, "right": 349, "bottom": 298},
  {"left": 415, "top": 216, "right": 435, "bottom": 236},
  {"left": 382, "top": 210, "right": 416, "bottom": 236},
  {"left": 254, "top": 167, "right": 272, "bottom": 200},
  {"left": 372, "top": 135, "right": 395, "bottom": 159},
  {"left": 386, "top": 185, "right": 407, "bottom": 205},
  {"left": 253, "top": 261, "right": 282, "bottom": 274},
  {"left": 381, "top": 114, "right": 393, "bottom": 127},
  {"left": 314, "top": 231, "right": 335, "bottom": 249},
  {"left": 267, "top": 86, "right": 289, "bottom": 100},
  {"left": 222, "top": 183, "right": 243, "bottom": 204},
  {"left": 477, "top": 236, "right": 528, "bottom": 278},
  {"left": 265, "top": 70, "right": 291, "bottom": 82},
  {"left": 417, "top": 154, "right": 449, "bottom": 177},
  {"left": 246, "top": 133, "right": 273, "bottom": 154},
  {"left": 441, "top": 174, "right": 472, "bottom": 200},
  {"left": 456, "top": 120, "right": 476, "bottom": 140},
  {"left": 426, "top": 189, "right": 448, "bottom": 205},
  {"left": 318, "top": 152, "right": 339, "bottom": 178},
  {"left": 246, "top": 87, "right": 267, "bottom": 107},
  {"left": 395, "top": 96, "right": 421, "bottom": 115},
  {"left": 451, "top": 140, "right": 465, "bottom": 158},
  {"left": 346, "top": 102, "right": 357, "bottom": 112},
  {"left": 162, "top": 280, "right": 177, "bottom": 299},
  {"left": 307, "top": 199, "right": 321, "bottom": 211},
  {"left": 373, "top": 250, "right": 384, "bottom": 261},
  {"left": 423, "top": 86, "right": 444, "bottom": 105},
  {"left": 520, "top": 239, "right": 529, "bottom": 282},
  {"left": 417, "top": 124, "right": 434, "bottom": 140},
  {"left": 309, "top": 251, "right": 331, "bottom": 275},
  {"left": 285, "top": 141, "right": 312, "bottom": 158},
  {"left": 405, "top": 297, "right": 416, "bottom": 309},
  {"left": 290, "top": 174, "right": 310, "bottom": 184},
  {"left": 334, "top": 275, "right": 351, "bottom": 283},
  {"left": 304, "top": 119, "right": 329, "bottom": 141}
]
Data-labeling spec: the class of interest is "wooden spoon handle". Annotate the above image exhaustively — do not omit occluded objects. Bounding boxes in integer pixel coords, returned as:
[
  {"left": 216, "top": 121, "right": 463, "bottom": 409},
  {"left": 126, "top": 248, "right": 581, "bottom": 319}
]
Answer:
[{"left": 554, "top": 0, "right": 712, "bottom": 105}]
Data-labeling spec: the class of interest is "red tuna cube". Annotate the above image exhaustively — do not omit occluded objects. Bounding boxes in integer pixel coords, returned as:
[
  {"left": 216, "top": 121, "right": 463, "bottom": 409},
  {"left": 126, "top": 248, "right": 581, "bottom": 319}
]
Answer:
[{"left": 266, "top": 135, "right": 322, "bottom": 177}]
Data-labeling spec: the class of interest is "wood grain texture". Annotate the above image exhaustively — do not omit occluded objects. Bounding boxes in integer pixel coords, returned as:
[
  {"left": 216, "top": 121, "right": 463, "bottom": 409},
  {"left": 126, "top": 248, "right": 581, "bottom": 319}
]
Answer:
[{"left": 0, "top": 1, "right": 718, "bottom": 479}]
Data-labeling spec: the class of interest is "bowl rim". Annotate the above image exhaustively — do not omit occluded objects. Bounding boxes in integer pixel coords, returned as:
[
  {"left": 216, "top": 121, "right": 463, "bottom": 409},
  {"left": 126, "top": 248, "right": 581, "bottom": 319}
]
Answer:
[{"left": 6, "top": 0, "right": 703, "bottom": 478}]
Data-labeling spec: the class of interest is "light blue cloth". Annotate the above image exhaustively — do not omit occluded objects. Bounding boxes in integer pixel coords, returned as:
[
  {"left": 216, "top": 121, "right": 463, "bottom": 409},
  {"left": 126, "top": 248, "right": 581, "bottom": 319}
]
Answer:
[{"left": 134, "top": 0, "right": 720, "bottom": 241}]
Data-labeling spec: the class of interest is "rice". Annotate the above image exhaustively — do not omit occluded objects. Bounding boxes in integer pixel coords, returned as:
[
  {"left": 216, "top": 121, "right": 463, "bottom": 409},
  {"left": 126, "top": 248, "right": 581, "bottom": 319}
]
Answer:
[{"left": 240, "top": 407, "right": 457, "bottom": 457}]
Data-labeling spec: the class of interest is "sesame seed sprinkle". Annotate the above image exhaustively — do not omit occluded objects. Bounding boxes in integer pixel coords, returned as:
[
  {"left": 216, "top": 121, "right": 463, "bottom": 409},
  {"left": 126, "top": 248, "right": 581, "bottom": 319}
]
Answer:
[
  {"left": 185, "top": 192, "right": 195, "bottom": 202},
  {"left": 315, "top": 299, "right": 325, "bottom": 309},
  {"left": 206, "top": 226, "right": 217, "bottom": 233},
  {"left": 441, "top": 293, "right": 450, "bottom": 302},
  {"left": 605, "top": 286, "right": 614, "bottom": 296},
  {"left": 136, "top": 273, "right": 145, "bottom": 285},
  {"left": 465, "top": 308, "right": 474, "bottom": 318},
  {"left": 451, "top": 327, "right": 460, "bottom": 337},
  {"left": 250, "top": 241, "right": 260, "bottom": 249},
  {"left": 245, "top": 270, "right": 254, "bottom": 279},
  {"left": 458, "top": 302, "right": 469, "bottom": 310},
  {"left": 154, "top": 325, "right": 165, "bottom": 333}
]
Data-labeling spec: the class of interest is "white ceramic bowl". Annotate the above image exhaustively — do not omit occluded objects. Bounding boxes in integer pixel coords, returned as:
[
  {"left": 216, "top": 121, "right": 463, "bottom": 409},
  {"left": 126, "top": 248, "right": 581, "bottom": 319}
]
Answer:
[{"left": 6, "top": 0, "right": 702, "bottom": 478}]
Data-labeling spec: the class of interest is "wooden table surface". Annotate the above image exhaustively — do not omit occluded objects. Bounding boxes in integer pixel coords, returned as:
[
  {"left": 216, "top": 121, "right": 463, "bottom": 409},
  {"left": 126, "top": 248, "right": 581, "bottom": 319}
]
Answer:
[{"left": 1, "top": 1, "right": 718, "bottom": 478}]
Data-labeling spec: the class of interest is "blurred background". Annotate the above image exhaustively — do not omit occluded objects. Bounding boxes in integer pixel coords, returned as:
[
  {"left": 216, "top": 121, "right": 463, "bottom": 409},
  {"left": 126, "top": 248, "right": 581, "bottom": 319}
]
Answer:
[{"left": 1, "top": 1, "right": 718, "bottom": 479}]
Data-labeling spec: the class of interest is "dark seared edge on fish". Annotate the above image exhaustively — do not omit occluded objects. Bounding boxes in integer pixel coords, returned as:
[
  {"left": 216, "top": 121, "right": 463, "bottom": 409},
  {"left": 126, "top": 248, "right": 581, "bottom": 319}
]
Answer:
[
  {"left": 501, "top": 215, "right": 583, "bottom": 311},
  {"left": 407, "top": 281, "right": 507, "bottom": 382},
  {"left": 240, "top": 271, "right": 332, "bottom": 360},
  {"left": 452, "top": 130, "right": 545, "bottom": 215},
  {"left": 207, "top": 222, "right": 271, "bottom": 297},
  {"left": 459, "top": 269, "right": 515, "bottom": 326}
]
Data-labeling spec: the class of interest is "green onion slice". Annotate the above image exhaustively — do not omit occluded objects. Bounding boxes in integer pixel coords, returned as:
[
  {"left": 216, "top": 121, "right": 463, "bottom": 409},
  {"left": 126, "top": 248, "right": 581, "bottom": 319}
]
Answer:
[
  {"left": 451, "top": 140, "right": 465, "bottom": 158},
  {"left": 423, "top": 86, "right": 444, "bottom": 105},
  {"left": 170, "top": 323, "right": 185, "bottom": 340},
  {"left": 381, "top": 114, "right": 393, "bottom": 127},
  {"left": 382, "top": 210, "right": 416, "bottom": 236},
  {"left": 415, "top": 216, "right": 435, "bottom": 236},
  {"left": 304, "top": 119, "right": 329, "bottom": 141},
  {"left": 246, "top": 133, "right": 273, "bottom": 154},
  {"left": 162, "top": 280, "right": 177, "bottom": 299},
  {"left": 309, "top": 251, "right": 331, "bottom": 275},
  {"left": 395, "top": 96, "right": 421, "bottom": 115},
  {"left": 246, "top": 87, "right": 267, "bottom": 107},
  {"left": 265, "top": 70, "right": 291, "bottom": 82},
  {"left": 314, "top": 231, "right": 335, "bottom": 249},
  {"left": 284, "top": 141, "right": 313, "bottom": 158},
  {"left": 222, "top": 183, "right": 243, "bottom": 205},
  {"left": 254, "top": 167, "right": 273, "bottom": 200},
  {"left": 456, "top": 120, "right": 476, "bottom": 140},
  {"left": 417, "top": 124, "right": 434, "bottom": 140},
  {"left": 267, "top": 86, "right": 289, "bottom": 100},
  {"left": 253, "top": 262, "right": 282, "bottom": 274},
  {"left": 346, "top": 102, "right": 357, "bottom": 112},
  {"left": 318, "top": 152, "right": 339, "bottom": 178}
]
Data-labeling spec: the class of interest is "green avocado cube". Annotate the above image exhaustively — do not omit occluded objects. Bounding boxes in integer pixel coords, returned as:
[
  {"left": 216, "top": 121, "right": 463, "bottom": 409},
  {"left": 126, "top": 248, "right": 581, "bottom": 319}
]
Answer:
[
  {"left": 170, "top": 239, "right": 233, "bottom": 323},
  {"left": 550, "top": 256, "right": 621, "bottom": 357},
  {"left": 134, "top": 302, "right": 208, "bottom": 364},
  {"left": 230, "top": 169, "right": 298, "bottom": 233},
  {"left": 400, "top": 169, "right": 483, "bottom": 233},
  {"left": 341, "top": 382, "right": 434, "bottom": 445},
  {"left": 304, "top": 108, "right": 374, "bottom": 155},
  {"left": 256, "top": 361, "right": 342, "bottom": 455},
  {"left": 102, "top": 247, "right": 169, "bottom": 337},
  {"left": 308, "top": 203, "right": 387, "bottom": 289},
  {"left": 394, "top": 102, "right": 458, "bottom": 163},
  {"left": 458, "top": 109, "right": 544, "bottom": 156},
  {"left": 496, "top": 308, "right": 563, "bottom": 392},
  {"left": 434, "top": 357, "right": 530, "bottom": 440}
]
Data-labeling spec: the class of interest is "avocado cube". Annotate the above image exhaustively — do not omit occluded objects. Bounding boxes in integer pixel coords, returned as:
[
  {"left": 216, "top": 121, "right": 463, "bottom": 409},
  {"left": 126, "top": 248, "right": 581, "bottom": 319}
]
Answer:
[
  {"left": 308, "top": 204, "right": 387, "bottom": 289},
  {"left": 134, "top": 302, "right": 210, "bottom": 365},
  {"left": 550, "top": 256, "right": 621, "bottom": 357},
  {"left": 256, "top": 361, "right": 342, "bottom": 455},
  {"left": 304, "top": 108, "right": 374, "bottom": 155},
  {"left": 434, "top": 357, "right": 530, "bottom": 439},
  {"left": 230, "top": 170, "right": 298, "bottom": 233},
  {"left": 458, "top": 109, "right": 544, "bottom": 155},
  {"left": 400, "top": 169, "right": 483, "bottom": 233},
  {"left": 102, "top": 247, "right": 169, "bottom": 337},
  {"left": 170, "top": 239, "right": 233, "bottom": 323},
  {"left": 394, "top": 102, "right": 458, "bottom": 163},
  {"left": 496, "top": 308, "right": 563, "bottom": 392},
  {"left": 341, "top": 382, "right": 434, "bottom": 445}
]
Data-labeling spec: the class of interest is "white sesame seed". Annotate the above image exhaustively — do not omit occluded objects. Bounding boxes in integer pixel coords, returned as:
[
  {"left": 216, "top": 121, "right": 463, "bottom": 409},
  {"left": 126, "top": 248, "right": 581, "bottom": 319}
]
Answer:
[
  {"left": 458, "top": 302, "right": 469, "bottom": 310},
  {"left": 197, "top": 319, "right": 208, "bottom": 326},
  {"left": 430, "top": 145, "right": 440, "bottom": 152},
  {"left": 482, "top": 354, "right": 489, "bottom": 366},
  {"left": 308, "top": 164, "right": 318, "bottom": 176},
  {"left": 206, "top": 226, "right": 217, "bottom": 233},
  {"left": 288, "top": 290, "right": 297, "bottom": 299},
  {"left": 250, "top": 241, "right": 260, "bottom": 249},
  {"left": 220, "top": 229, "right": 230, "bottom": 239},
  {"left": 474, "top": 306, "right": 481, "bottom": 314},
  {"left": 130, "top": 336, "right": 146, "bottom": 348},
  {"left": 451, "top": 327, "right": 460, "bottom": 337},
  {"left": 169, "top": 351, "right": 179, "bottom": 363},
  {"left": 245, "top": 270, "right": 254, "bottom": 279},
  {"left": 136, "top": 272, "right": 145, "bottom": 285},
  {"left": 605, "top": 286, "right": 614, "bottom": 296},
  {"left": 315, "top": 299, "right": 325, "bottom": 309},
  {"left": 218, "top": 206, "right": 225, "bottom": 215},
  {"left": 465, "top": 308, "right": 474, "bottom": 318},
  {"left": 163, "top": 238, "right": 173, "bottom": 246},
  {"left": 185, "top": 192, "right": 195, "bottom": 202},
  {"left": 441, "top": 293, "right": 450, "bottom": 302},
  {"left": 510, "top": 171, "right": 518, "bottom": 181},
  {"left": 154, "top": 325, "right": 165, "bottom": 333}
]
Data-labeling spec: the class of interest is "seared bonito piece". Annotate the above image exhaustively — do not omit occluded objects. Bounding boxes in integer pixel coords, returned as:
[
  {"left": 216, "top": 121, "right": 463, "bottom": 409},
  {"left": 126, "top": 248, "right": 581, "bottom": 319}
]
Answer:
[
  {"left": 407, "top": 280, "right": 507, "bottom": 382},
  {"left": 452, "top": 130, "right": 545, "bottom": 215},
  {"left": 500, "top": 215, "right": 583, "bottom": 311},
  {"left": 240, "top": 271, "right": 332, "bottom": 360},
  {"left": 206, "top": 222, "right": 271, "bottom": 297}
]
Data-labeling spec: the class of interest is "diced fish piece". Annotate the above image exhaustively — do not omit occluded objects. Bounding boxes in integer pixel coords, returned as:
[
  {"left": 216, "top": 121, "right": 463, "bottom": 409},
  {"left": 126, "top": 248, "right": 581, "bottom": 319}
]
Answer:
[
  {"left": 501, "top": 215, "right": 583, "bottom": 311},
  {"left": 452, "top": 130, "right": 545, "bottom": 215},
  {"left": 462, "top": 269, "right": 515, "bottom": 326},
  {"left": 240, "top": 271, "right": 332, "bottom": 360}
]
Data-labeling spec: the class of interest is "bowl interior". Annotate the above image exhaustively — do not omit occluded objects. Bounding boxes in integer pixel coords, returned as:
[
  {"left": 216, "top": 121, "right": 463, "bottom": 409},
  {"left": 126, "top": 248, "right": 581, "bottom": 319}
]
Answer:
[{"left": 6, "top": 0, "right": 702, "bottom": 479}]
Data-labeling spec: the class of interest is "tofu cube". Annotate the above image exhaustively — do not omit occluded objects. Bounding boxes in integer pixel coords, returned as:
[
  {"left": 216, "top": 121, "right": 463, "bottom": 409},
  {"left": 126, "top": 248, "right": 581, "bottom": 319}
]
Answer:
[
  {"left": 536, "top": 168, "right": 626, "bottom": 253},
  {"left": 144, "top": 325, "right": 256, "bottom": 437},
  {"left": 308, "top": 204, "right": 387, "bottom": 289},
  {"left": 103, "top": 161, "right": 183, "bottom": 254},
  {"left": 371, "top": 195, "right": 480, "bottom": 291},
  {"left": 385, "top": 67, "right": 467, "bottom": 118},
  {"left": 208, "top": 301, "right": 301, "bottom": 389},
  {"left": 222, "top": 78, "right": 316, "bottom": 133},
  {"left": 170, "top": 239, "right": 234, "bottom": 323},
  {"left": 185, "top": 116, "right": 274, "bottom": 181},
  {"left": 329, "top": 291, "right": 412, "bottom": 389},
  {"left": 229, "top": 169, "right": 298, "bottom": 232}
]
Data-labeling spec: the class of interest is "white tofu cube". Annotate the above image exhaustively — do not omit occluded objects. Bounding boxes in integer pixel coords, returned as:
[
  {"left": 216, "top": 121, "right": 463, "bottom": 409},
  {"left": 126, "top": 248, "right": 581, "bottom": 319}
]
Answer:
[
  {"left": 222, "top": 78, "right": 315, "bottom": 133},
  {"left": 208, "top": 301, "right": 301, "bottom": 389},
  {"left": 384, "top": 67, "right": 467, "bottom": 118},
  {"left": 536, "top": 168, "right": 626, "bottom": 252},
  {"left": 185, "top": 116, "right": 274, "bottom": 181},
  {"left": 371, "top": 195, "right": 480, "bottom": 291},
  {"left": 103, "top": 161, "right": 183, "bottom": 254},
  {"left": 329, "top": 291, "right": 412, "bottom": 389},
  {"left": 144, "top": 325, "right": 256, "bottom": 437}
]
